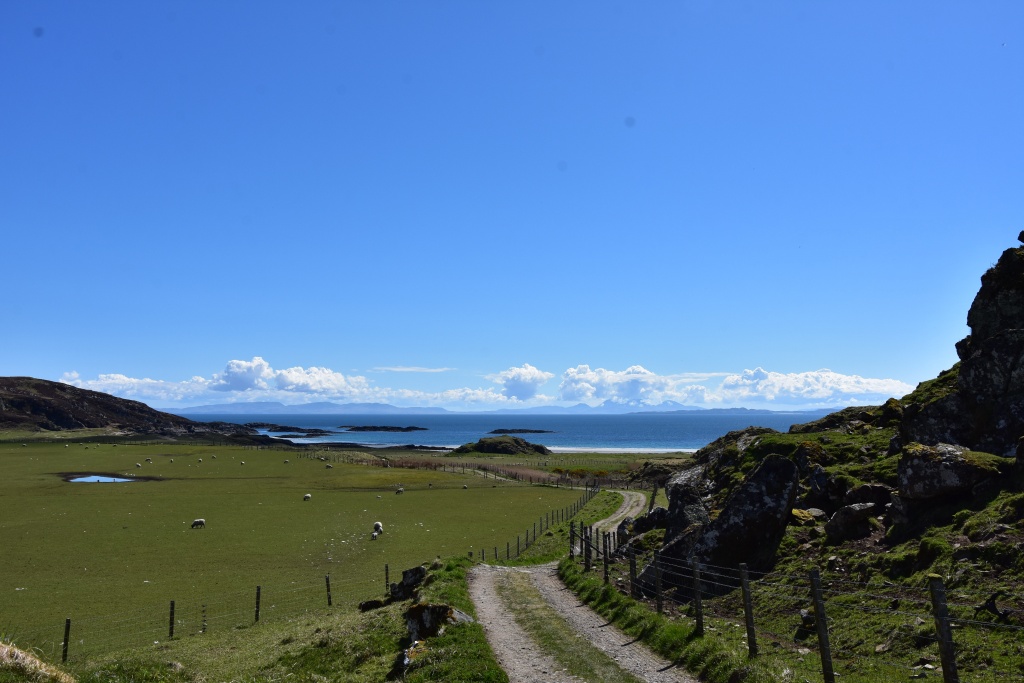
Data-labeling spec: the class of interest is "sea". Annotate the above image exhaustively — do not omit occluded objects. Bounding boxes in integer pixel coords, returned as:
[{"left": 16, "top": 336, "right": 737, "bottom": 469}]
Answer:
[{"left": 191, "top": 411, "right": 826, "bottom": 453}]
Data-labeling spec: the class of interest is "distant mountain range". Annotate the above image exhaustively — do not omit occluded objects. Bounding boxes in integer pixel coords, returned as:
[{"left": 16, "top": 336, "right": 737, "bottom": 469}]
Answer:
[{"left": 170, "top": 400, "right": 839, "bottom": 417}]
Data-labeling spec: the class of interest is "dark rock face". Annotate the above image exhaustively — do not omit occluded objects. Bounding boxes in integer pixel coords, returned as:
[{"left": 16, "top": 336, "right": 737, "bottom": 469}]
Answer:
[
  {"left": 825, "top": 503, "right": 877, "bottom": 541},
  {"left": 640, "top": 454, "right": 800, "bottom": 597},
  {"left": 903, "top": 246, "right": 1024, "bottom": 456},
  {"left": 390, "top": 565, "right": 427, "bottom": 601},
  {"left": 844, "top": 484, "right": 893, "bottom": 508}
]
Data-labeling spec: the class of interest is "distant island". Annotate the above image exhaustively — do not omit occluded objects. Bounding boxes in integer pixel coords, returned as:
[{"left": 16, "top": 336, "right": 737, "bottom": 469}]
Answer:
[
  {"left": 244, "top": 423, "right": 337, "bottom": 436},
  {"left": 488, "top": 428, "right": 554, "bottom": 434},
  {"left": 338, "top": 425, "right": 428, "bottom": 432}
]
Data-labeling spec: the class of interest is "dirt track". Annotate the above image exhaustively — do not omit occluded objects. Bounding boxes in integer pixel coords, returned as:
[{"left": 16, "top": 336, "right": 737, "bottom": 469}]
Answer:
[{"left": 468, "top": 491, "right": 695, "bottom": 683}]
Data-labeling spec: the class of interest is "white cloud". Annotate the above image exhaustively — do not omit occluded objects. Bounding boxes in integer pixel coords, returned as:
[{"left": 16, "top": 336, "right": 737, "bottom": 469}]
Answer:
[
  {"left": 209, "top": 357, "right": 275, "bottom": 392},
  {"left": 58, "top": 357, "right": 915, "bottom": 412},
  {"left": 717, "top": 367, "right": 914, "bottom": 405},
  {"left": 488, "top": 363, "right": 555, "bottom": 400},
  {"left": 558, "top": 364, "right": 681, "bottom": 404}
]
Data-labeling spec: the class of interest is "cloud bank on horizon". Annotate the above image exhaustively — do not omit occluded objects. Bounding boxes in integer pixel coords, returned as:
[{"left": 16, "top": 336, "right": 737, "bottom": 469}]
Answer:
[{"left": 59, "top": 357, "right": 915, "bottom": 411}]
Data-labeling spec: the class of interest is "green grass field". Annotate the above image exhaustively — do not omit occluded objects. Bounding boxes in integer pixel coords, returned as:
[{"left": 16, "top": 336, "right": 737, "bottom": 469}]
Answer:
[{"left": 0, "top": 441, "right": 586, "bottom": 660}]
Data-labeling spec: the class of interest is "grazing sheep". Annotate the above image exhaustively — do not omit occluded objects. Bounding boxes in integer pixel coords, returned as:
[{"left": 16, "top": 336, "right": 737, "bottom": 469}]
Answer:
[
  {"left": 395, "top": 487, "right": 404, "bottom": 495},
  {"left": 198, "top": 458, "right": 202, "bottom": 463},
  {"left": 145, "top": 458, "right": 152, "bottom": 463},
  {"left": 326, "top": 464, "right": 333, "bottom": 469},
  {"left": 373, "top": 521, "right": 384, "bottom": 534},
  {"left": 376, "top": 495, "right": 382, "bottom": 499},
  {"left": 463, "top": 484, "right": 468, "bottom": 489},
  {"left": 191, "top": 519, "right": 205, "bottom": 529},
  {"left": 211, "top": 455, "right": 216, "bottom": 459},
  {"left": 371, "top": 531, "right": 379, "bottom": 540},
  {"left": 284, "top": 459, "right": 289, "bottom": 464},
  {"left": 135, "top": 463, "right": 142, "bottom": 468},
  {"left": 240, "top": 461, "right": 245, "bottom": 465},
  {"left": 303, "top": 493, "right": 311, "bottom": 501},
  {"left": 170, "top": 459, "right": 173, "bottom": 463}
]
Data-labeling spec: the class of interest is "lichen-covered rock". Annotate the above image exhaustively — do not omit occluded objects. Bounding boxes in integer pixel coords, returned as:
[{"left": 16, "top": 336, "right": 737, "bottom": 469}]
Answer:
[
  {"left": 824, "top": 502, "right": 877, "bottom": 541},
  {"left": 897, "top": 443, "right": 998, "bottom": 500}
]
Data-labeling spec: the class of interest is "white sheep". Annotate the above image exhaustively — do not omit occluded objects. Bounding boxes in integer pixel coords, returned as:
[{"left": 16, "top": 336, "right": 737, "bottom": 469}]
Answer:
[
  {"left": 145, "top": 458, "right": 152, "bottom": 463},
  {"left": 395, "top": 487, "right": 404, "bottom": 495},
  {"left": 371, "top": 531, "right": 379, "bottom": 540},
  {"left": 197, "top": 458, "right": 202, "bottom": 463},
  {"left": 211, "top": 455, "right": 216, "bottom": 459},
  {"left": 240, "top": 461, "right": 245, "bottom": 465},
  {"left": 191, "top": 519, "right": 205, "bottom": 529},
  {"left": 463, "top": 484, "right": 468, "bottom": 489},
  {"left": 303, "top": 493, "right": 312, "bottom": 501},
  {"left": 135, "top": 463, "right": 142, "bottom": 468},
  {"left": 373, "top": 521, "right": 384, "bottom": 535},
  {"left": 284, "top": 459, "right": 289, "bottom": 464}
]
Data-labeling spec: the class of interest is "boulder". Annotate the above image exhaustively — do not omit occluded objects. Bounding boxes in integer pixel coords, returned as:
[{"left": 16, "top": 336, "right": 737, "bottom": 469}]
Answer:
[
  {"left": 825, "top": 503, "right": 877, "bottom": 541},
  {"left": 897, "top": 443, "right": 997, "bottom": 500},
  {"left": 390, "top": 565, "right": 427, "bottom": 601},
  {"left": 616, "top": 516, "right": 634, "bottom": 546},
  {"left": 844, "top": 484, "right": 893, "bottom": 508}
]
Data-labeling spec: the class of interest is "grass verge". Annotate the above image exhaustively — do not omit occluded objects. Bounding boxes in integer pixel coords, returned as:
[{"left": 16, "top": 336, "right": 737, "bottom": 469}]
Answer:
[{"left": 557, "top": 557, "right": 781, "bottom": 683}]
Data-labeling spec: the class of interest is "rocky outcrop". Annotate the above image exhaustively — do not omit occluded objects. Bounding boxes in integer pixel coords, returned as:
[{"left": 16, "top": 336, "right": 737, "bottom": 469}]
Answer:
[
  {"left": 390, "top": 565, "right": 428, "bottom": 601},
  {"left": 452, "top": 435, "right": 552, "bottom": 456},
  {"left": 903, "top": 241, "right": 1024, "bottom": 456},
  {"left": 639, "top": 454, "right": 800, "bottom": 597},
  {"left": 897, "top": 443, "right": 1000, "bottom": 500}
]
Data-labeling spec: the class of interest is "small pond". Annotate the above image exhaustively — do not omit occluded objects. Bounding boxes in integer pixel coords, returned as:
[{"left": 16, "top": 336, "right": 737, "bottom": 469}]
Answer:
[{"left": 68, "top": 475, "right": 136, "bottom": 483}]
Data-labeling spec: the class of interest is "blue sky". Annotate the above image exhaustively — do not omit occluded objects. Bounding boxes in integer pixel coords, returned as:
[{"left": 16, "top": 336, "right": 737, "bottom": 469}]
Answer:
[{"left": 2, "top": 2, "right": 1021, "bottom": 411}]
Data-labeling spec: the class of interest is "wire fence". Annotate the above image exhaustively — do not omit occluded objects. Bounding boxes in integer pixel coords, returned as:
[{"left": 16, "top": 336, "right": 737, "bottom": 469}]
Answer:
[
  {"left": 569, "top": 524, "right": 1024, "bottom": 683},
  {"left": 4, "top": 486, "right": 602, "bottom": 667}
]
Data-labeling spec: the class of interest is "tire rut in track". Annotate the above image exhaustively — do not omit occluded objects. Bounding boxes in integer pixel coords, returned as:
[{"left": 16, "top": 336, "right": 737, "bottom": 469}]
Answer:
[{"left": 469, "top": 490, "right": 696, "bottom": 683}]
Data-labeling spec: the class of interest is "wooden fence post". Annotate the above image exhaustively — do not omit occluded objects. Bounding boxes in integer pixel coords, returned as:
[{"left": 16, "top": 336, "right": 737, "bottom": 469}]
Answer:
[
  {"left": 808, "top": 569, "right": 835, "bottom": 683},
  {"left": 692, "top": 560, "right": 704, "bottom": 637},
  {"left": 655, "top": 550, "right": 663, "bottom": 614},
  {"left": 928, "top": 575, "right": 960, "bottom": 683},
  {"left": 169, "top": 600, "right": 175, "bottom": 639},
  {"left": 255, "top": 585, "right": 261, "bottom": 623},
  {"left": 325, "top": 574, "right": 332, "bottom": 607},
  {"left": 62, "top": 618, "right": 70, "bottom": 663},
  {"left": 385, "top": 564, "right": 390, "bottom": 589},
  {"left": 569, "top": 521, "right": 575, "bottom": 558},
  {"left": 603, "top": 533, "right": 610, "bottom": 584},
  {"left": 629, "top": 549, "right": 638, "bottom": 598},
  {"left": 739, "top": 564, "right": 757, "bottom": 657}
]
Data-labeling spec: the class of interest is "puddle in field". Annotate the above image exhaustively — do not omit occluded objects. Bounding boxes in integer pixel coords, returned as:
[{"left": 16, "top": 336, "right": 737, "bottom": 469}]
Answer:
[{"left": 60, "top": 472, "right": 162, "bottom": 483}]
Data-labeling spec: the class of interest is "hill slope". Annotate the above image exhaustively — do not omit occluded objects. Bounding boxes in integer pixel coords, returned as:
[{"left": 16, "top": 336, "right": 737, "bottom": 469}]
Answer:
[{"left": 0, "top": 376, "right": 253, "bottom": 437}]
